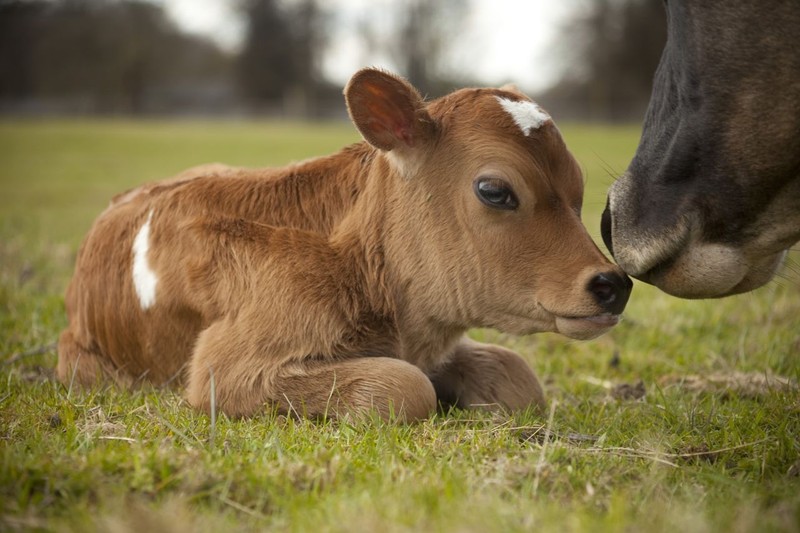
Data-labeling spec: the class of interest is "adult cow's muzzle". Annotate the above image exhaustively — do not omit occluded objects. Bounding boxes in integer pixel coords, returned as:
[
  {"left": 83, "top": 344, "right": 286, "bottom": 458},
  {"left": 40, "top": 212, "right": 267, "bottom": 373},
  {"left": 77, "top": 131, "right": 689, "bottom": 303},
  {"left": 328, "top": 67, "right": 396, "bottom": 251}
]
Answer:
[{"left": 601, "top": 175, "right": 787, "bottom": 299}]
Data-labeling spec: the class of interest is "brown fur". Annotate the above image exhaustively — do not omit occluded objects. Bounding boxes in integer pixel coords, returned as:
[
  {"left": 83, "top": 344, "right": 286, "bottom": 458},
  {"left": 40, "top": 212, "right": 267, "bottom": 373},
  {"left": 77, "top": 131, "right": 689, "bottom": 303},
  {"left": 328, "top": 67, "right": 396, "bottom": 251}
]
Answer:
[{"left": 58, "top": 69, "right": 629, "bottom": 421}]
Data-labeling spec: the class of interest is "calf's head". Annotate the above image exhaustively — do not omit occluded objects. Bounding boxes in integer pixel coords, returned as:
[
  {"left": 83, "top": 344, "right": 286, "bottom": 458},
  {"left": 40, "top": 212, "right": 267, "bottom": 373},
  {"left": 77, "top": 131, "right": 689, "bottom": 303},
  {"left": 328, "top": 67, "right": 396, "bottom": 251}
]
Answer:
[{"left": 345, "top": 69, "right": 632, "bottom": 340}]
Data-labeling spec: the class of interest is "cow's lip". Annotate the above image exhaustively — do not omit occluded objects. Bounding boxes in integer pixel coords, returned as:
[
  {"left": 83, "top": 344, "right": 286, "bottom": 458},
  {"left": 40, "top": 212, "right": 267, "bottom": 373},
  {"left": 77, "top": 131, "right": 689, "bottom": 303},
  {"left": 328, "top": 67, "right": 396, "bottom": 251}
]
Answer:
[{"left": 640, "top": 244, "right": 786, "bottom": 299}]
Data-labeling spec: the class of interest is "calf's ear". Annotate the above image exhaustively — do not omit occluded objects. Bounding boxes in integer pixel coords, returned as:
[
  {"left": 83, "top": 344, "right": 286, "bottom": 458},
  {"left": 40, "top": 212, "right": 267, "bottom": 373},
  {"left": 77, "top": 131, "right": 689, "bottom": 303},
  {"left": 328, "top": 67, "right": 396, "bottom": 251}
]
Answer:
[{"left": 345, "top": 68, "right": 433, "bottom": 151}]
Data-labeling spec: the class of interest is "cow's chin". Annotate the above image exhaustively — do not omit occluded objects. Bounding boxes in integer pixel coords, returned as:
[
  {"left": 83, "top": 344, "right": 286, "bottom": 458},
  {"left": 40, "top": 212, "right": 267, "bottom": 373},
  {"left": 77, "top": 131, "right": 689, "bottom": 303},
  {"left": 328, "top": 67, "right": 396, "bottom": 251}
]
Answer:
[{"left": 641, "top": 244, "right": 786, "bottom": 299}]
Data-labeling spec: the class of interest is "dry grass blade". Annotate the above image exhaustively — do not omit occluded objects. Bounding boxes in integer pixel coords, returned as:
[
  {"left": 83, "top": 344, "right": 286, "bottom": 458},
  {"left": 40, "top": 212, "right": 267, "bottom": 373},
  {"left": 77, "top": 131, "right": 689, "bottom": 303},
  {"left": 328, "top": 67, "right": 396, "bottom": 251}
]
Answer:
[
  {"left": 209, "top": 367, "right": 216, "bottom": 448},
  {"left": 532, "top": 400, "right": 557, "bottom": 496},
  {"left": 97, "top": 435, "right": 138, "bottom": 443},
  {"left": 659, "top": 372, "right": 797, "bottom": 398},
  {"left": 582, "top": 438, "right": 771, "bottom": 468},
  {"left": 3, "top": 341, "right": 58, "bottom": 365},
  {"left": 219, "top": 496, "right": 268, "bottom": 519}
]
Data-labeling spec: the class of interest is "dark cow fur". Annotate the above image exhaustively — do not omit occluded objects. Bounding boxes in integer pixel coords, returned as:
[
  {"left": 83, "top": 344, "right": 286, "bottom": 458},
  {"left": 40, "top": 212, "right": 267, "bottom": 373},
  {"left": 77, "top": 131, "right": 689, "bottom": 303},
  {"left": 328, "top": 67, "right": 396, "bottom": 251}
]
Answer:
[{"left": 601, "top": 0, "right": 800, "bottom": 298}]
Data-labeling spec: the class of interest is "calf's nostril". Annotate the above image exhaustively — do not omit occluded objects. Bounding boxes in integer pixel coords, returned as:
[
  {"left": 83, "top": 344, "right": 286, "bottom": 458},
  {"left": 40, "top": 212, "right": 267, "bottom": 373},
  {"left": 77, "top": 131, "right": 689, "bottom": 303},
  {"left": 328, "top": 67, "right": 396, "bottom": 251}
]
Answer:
[
  {"left": 587, "top": 272, "right": 632, "bottom": 315},
  {"left": 589, "top": 274, "right": 617, "bottom": 305}
]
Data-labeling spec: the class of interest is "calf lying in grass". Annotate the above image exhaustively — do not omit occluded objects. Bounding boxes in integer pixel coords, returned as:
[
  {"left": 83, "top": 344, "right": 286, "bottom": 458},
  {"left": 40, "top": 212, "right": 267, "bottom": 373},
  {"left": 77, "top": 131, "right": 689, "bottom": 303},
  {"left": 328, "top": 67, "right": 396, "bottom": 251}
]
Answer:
[{"left": 58, "top": 69, "right": 632, "bottom": 421}]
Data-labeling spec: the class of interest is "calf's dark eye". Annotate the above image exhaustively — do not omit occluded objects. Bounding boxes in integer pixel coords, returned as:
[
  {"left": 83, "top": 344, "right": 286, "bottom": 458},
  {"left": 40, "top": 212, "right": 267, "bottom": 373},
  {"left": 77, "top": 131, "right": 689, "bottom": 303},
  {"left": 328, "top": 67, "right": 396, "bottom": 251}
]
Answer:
[{"left": 473, "top": 177, "right": 518, "bottom": 210}]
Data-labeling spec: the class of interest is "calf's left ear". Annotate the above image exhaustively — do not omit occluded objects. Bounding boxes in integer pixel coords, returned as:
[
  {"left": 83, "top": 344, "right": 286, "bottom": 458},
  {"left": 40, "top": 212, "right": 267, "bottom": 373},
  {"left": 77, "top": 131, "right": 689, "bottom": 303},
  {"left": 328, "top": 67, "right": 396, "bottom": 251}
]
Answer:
[{"left": 345, "top": 68, "right": 434, "bottom": 152}]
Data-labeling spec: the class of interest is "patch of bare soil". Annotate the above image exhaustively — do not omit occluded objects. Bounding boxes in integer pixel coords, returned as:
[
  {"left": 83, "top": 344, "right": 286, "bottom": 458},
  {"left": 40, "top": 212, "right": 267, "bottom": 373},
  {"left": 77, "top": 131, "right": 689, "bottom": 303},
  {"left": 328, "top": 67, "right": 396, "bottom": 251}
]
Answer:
[
  {"left": 578, "top": 377, "right": 648, "bottom": 401},
  {"left": 610, "top": 380, "right": 646, "bottom": 401},
  {"left": 18, "top": 364, "right": 56, "bottom": 383}
]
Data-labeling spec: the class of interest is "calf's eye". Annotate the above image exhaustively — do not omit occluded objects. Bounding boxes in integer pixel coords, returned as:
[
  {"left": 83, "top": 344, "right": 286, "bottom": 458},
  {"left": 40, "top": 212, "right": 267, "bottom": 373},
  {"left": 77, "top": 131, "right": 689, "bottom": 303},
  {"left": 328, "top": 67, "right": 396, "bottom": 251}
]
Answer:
[{"left": 473, "top": 177, "right": 519, "bottom": 210}]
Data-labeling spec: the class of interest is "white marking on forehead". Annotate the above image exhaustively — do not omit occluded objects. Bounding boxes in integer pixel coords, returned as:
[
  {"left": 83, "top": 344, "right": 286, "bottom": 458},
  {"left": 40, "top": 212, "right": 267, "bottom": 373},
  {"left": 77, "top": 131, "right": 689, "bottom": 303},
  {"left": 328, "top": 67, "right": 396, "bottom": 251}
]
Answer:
[
  {"left": 495, "top": 96, "right": 550, "bottom": 136},
  {"left": 132, "top": 209, "right": 158, "bottom": 310}
]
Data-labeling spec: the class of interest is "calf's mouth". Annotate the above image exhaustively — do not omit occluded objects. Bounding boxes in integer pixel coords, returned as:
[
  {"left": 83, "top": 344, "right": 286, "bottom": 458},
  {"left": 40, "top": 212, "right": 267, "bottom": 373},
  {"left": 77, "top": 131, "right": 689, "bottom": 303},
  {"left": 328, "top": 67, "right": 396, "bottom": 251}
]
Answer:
[{"left": 551, "top": 312, "right": 621, "bottom": 341}]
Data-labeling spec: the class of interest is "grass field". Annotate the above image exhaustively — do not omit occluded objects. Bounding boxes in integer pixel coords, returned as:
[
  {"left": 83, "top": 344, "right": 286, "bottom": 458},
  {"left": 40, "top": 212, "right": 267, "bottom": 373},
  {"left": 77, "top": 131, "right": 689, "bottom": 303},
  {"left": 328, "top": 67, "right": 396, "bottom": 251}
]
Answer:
[{"left": 1, "top": 119, "right": 798, "bottom": 532}]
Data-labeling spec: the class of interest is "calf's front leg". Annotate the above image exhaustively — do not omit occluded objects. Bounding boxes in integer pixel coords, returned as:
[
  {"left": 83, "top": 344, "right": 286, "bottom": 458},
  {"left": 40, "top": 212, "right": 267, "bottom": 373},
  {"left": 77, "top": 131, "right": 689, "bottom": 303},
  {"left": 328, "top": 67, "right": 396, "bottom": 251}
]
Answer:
[{"left": 429, "top": 337, "right": 546, "bottom": 412}]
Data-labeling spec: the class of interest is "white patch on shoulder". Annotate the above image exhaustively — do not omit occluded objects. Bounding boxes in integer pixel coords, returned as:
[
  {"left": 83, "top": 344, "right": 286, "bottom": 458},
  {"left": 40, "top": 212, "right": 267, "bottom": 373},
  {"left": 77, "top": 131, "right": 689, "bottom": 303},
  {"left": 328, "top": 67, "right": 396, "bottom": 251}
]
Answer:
[
  {"left": 132, "top": 209, "right": 158, "bottom": 310},
  {"left": 495, "top": 96, "right": 550, "bottom": 136}
]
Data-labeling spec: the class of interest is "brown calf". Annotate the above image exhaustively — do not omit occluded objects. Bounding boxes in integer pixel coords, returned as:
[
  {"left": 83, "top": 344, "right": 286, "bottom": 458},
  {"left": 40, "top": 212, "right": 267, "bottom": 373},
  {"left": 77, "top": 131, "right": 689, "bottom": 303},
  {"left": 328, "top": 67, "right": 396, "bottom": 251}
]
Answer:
[{"left": 58, "top": 69, "right": 632, "bottom": 421}]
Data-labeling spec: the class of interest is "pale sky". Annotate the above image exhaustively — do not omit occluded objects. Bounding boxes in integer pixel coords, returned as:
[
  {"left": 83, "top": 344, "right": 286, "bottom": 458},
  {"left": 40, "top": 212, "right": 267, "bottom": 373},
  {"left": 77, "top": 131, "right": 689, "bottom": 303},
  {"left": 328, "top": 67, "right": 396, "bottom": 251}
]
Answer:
[{"left": 160, "top": 0, "right": 578, "bottom": 93}]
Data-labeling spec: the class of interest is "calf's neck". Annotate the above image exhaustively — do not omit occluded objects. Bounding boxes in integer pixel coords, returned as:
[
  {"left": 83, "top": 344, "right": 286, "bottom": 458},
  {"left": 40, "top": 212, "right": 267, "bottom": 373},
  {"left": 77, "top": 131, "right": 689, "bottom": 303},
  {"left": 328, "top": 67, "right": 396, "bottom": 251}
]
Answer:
[{"left": 58, "top": 69, "right": 631, "bottom": 420}]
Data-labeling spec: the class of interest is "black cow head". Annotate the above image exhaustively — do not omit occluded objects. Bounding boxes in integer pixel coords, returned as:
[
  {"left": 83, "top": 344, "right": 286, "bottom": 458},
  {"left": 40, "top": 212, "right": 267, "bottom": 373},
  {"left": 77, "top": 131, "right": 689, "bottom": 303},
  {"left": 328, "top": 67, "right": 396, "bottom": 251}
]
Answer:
[{"left": 601, "top": 0, "right": 800, "bottom": 298}]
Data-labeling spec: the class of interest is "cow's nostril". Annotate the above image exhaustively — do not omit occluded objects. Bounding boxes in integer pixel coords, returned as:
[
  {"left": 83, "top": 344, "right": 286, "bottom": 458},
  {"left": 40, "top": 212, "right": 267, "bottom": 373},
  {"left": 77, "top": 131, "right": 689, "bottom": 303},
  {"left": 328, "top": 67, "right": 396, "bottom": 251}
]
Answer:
[
  {"left": 601, "top": 198, "right": 614, "bottom": 257},
  {"left": 588, "top": 272, "right": 632, "bottom": 315}
]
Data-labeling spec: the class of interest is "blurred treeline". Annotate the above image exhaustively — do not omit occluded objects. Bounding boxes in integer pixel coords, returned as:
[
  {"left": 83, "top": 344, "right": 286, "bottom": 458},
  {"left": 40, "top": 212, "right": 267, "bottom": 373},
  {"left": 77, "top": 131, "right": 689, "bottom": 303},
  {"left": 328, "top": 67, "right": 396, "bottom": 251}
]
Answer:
[
  {"left": 1, "top": 0, "right": 234, "bottom": 115},
  {"left": 0, "top": 0, "right": 665, "bottom": 121},
  {"left": 544, "top": 0, "right": 666, "bottom": 121}
]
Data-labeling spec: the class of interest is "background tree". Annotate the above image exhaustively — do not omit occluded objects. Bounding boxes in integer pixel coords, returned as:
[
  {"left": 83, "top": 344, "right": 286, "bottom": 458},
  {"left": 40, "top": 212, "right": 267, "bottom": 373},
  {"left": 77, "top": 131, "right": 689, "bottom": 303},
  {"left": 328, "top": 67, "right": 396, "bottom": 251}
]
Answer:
[
  {"left": 237, "top": 0, "right": 294, "bottom": 106},
  {"left": 0, "top": 0, "right": 43, "bottom": 102},
  {"left": 393, "top": 0, "right": 470, "bottom": 96},
  {"left": 355, "top": 0, "right": 471, "bottom": 97},
  {"left": 237, "top": 0, "right": 329, "bottom": 116},
  {"left": 542, "top": 0, "right": 667, "bottom": 121}
]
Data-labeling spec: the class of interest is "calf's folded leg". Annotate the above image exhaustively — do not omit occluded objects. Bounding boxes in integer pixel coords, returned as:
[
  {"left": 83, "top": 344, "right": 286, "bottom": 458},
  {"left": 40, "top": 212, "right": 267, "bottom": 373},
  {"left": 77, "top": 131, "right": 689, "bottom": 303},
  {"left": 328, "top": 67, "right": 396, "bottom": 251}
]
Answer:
[
  {"left": 429, "top": 337, "right": 546, "bottom": 412},
  {"left": 57, "top": 329, "right": 134, "bottom": 388},
  {"left": 269, "top": 357, "right": 437, "bottom": 421},
  {"left": 185, "top": 320, "right": 436, "bottom": 421}
]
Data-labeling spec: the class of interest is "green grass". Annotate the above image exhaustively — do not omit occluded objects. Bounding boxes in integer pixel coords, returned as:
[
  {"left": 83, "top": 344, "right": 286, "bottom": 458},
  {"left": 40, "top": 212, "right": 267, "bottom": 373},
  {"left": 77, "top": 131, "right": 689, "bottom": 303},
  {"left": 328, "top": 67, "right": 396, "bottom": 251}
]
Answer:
[{"left": 1, "top": 119, "right": 799, "bottom": 532}]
